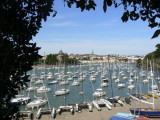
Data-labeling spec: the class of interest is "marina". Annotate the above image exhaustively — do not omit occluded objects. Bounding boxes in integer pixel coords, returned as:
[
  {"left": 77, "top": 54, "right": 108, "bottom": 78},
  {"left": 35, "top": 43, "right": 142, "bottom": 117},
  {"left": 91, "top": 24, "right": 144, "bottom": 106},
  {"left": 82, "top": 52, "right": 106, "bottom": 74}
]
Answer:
[
  {"left": 13, "top": 62, "right": 160, "bottom": 119},
  {"left": 18, "top": 97, "right": 160, "bottom": 120}
]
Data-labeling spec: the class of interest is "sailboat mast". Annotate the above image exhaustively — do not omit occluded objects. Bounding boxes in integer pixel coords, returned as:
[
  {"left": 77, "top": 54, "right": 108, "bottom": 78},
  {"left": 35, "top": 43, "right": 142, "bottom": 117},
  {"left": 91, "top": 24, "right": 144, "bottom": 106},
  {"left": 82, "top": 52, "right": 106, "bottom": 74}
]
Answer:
[
  {"left": 108, "top": 55, "right": 114, "bottom": 98},
  {"left": 33, "top": 66, "right": 36, "bottom": 98},
  {"left": 81, "top": 64, "right": 84, "bottom": 102},
  {"left": 150, "top": 61, "right": 155, "bottom": 109},
  {"left": 153, "top": 60, "right": 155, "bottom": 110},
  {"left": 44, "top": 54, "right": 51, "bottom": 109},
  {"left": 147, "top": 59, "right": 150, "bottom": 93},
  {"left": 101, "top": 63, "right": 103, "bottom": 89},
  {"left": 64, "top": 58, "right": 67, "bottom": 107}
]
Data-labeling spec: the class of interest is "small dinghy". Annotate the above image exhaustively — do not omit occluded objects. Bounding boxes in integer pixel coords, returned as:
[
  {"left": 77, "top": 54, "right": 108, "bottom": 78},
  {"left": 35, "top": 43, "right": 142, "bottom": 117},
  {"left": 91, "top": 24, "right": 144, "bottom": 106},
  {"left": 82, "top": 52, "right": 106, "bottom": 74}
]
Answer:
[
  {"left": 76, "top": 102, "right": 93, "bottom": 112},
  {"left": 100, "top": 99, "right": 112, "bottom": 110},
  {"left": 92, "top": 101, "right": 101, "bottom": 111},
  {"left": 48, "top": 80, "right": 58, "bottom": 85},
  {"left": 36, "top": 108, "right": 56, "bottom": 119},
  {"left": 110, "top": 116, "right": 133, "bottom": 120},
  {"left": 110, "top": 112, "right": 139, "bottom": 120},
  {"left": 57, "top": 105, "right": 74, "bottom": 115},
  {"left": 136, "top": 116, "right": 151, "bottom": 120},
  {"left": 13, "top": 111, "right": 33, "bottom": 120}
]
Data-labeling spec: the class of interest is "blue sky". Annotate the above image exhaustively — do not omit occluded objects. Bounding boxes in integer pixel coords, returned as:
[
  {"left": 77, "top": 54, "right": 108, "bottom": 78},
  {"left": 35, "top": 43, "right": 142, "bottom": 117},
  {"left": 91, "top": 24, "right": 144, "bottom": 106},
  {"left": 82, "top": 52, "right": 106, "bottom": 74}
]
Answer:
[{"left": 33, "top": 0, "right": 159, "bottom": 56}]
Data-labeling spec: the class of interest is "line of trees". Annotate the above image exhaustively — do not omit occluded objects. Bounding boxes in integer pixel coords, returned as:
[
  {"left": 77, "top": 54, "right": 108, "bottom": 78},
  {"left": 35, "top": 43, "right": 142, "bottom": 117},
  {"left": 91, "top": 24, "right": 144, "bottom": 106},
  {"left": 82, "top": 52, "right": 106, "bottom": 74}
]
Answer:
[
  {"left": 137, "top": 44, "right": 160, "bottom": 69},
  {"left": 45, "top": 54, "right": 79, "bottom": 65}
]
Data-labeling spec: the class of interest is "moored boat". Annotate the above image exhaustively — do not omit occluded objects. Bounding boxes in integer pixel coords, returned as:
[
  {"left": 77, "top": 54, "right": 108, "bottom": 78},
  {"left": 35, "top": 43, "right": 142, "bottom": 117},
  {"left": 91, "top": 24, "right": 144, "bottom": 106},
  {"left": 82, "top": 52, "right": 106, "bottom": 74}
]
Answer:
[{"left": 11, "top": 95, "right": 31, "bottom": 105}]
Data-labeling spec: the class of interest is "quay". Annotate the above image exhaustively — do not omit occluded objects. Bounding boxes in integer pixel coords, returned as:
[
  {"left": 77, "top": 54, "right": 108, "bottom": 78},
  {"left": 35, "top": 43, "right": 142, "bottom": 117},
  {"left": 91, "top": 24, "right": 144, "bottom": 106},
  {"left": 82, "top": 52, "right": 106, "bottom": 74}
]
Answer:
[{"left": 24, "top": 97, "right": 160, "bottom": 120}]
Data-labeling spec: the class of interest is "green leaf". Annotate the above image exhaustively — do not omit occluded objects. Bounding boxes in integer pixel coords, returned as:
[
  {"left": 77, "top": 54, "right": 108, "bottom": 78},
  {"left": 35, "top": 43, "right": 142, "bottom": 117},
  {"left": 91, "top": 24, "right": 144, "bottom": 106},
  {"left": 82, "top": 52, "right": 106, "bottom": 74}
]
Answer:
[{"left": 151, "top": 29, "right": 160, "bottom": 39}]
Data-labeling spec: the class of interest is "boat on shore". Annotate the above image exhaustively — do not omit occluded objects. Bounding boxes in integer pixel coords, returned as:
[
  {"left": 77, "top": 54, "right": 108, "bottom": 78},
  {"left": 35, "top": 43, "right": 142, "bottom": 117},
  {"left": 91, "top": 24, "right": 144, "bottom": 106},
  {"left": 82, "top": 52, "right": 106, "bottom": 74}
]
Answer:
[
  {"left": 130, "top": 108, "right": 160, "bottom": 117},
  {"left": 129, "top": 61, "right": 160, "bottom": 118}
]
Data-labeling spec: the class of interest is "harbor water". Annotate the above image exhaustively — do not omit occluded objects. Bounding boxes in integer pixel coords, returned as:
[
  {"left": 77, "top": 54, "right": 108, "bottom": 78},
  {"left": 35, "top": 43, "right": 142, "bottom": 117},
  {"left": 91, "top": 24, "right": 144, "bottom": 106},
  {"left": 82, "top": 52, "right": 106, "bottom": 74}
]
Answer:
[{"left": 19, "top": 63, "right": 160, "bottom": 110}]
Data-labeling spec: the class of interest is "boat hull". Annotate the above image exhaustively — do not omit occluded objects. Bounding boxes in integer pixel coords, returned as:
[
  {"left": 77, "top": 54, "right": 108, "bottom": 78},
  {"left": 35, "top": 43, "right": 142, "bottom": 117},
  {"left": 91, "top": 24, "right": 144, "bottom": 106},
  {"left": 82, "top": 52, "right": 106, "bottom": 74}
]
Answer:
[
  {"left": 130, "top": 108, "right": 160, "bottom": 117},
  {"left": 11, "top": 97, "right": 31, "bottom": 106}
]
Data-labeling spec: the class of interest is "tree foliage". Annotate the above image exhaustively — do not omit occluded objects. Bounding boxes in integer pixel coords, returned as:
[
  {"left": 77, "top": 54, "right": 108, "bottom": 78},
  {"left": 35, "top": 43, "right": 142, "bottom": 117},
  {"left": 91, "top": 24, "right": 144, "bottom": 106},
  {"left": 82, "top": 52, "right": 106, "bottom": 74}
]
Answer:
[
  {"left": 141, "top": 44, "right": 160, "bottom": 68},
  {"left": 0, "top": 0, "right": 54, "bottom": 119},
  {"left": 64, "top": 0, "right": 96, "bottom": 11},
  {"left": 119, "top": 58, "right": 128, "bottom": 62},
  {"left": 45, "top": 53, "right": 79, "bottom": 65},
  {"left": 45, "top": 54, "right": 59, "bottom": 65},
  {"left": 145, "top": 44, "right": 160, "bottom": 59},
  {"left": 136, "top": 58, "right": 142, "bottom": 67}
]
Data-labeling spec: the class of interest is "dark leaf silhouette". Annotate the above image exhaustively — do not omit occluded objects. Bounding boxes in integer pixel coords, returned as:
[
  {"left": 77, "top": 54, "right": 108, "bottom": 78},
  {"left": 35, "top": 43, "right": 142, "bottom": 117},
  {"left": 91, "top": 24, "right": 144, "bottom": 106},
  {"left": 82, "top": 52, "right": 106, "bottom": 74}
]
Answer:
[
  {"left": 0, "top": 0, "right": 53, "bottom": 119},
  {"left": 107, "top": 0, "right": 112, "bottom": 6},
  {"left": 52, "top": 10, "right": 57, "bottom": 17},
  {"left": 151, "top": 29, "right": 160, "bottom": 39},
  {"left": 103, "top": 0, "right": 107, "bottom": 12},
  {"left": 121, "top": 10, "right": 129, "bottom": 22}
]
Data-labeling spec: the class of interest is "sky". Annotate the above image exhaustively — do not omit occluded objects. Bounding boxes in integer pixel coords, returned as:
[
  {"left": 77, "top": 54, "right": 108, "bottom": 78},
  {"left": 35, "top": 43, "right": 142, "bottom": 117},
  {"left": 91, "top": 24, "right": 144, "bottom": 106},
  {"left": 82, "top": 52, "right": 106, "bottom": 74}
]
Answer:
[{"left": 33, "top": 0, "right": 160, "bottom": 56}]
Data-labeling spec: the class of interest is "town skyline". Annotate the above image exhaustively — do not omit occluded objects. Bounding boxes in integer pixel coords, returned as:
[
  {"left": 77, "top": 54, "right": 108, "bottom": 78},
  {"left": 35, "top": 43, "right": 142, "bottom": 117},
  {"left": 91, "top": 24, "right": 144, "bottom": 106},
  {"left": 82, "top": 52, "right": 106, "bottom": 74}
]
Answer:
[{"left": 43, "top": 49, "right": 145, "bottom": 57}]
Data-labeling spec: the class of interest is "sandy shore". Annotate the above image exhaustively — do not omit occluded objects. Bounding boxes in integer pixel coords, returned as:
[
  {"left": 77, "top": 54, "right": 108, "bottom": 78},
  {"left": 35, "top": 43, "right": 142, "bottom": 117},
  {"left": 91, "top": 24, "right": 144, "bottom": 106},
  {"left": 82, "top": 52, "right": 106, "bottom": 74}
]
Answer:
[{"left": 25, "top": 97, "right": 160, "bottom": 120}]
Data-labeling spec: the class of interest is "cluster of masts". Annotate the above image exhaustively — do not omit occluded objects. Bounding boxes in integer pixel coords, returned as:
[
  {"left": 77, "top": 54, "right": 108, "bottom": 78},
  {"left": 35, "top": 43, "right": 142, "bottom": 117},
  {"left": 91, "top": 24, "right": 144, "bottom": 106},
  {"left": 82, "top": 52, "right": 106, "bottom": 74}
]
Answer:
[{"left": 11, "top": 61, "right": 160, "bottom": 119}]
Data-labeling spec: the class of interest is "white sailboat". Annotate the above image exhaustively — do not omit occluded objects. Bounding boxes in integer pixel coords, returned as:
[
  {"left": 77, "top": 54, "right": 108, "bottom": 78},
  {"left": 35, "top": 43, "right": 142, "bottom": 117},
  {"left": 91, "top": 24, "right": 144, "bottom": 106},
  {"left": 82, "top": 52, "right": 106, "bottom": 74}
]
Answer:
[
  {"left": 100, "top": 64, "right": 108, "bottom": 87},
  {"left": 117, "top": 66, "right": 125, "bottom": 88},
  {"left": 55, "top": 89, "right": 70, "bottom": 96},
  {"left": 35, "top": 79, "right": 43, "bottom": 85},
  {"left": 143, "top": 79, "right": 149, "bottom": 84},
  {"left": 54, "top": 63, "right": 70, "bottom": 96},
  {"left": 143, "top": 59, "right": 150, "bottom": 84},
  {"left": 76, "top": 64, "right": 93, "bottom": 112},
  {"left": 37, "top": 63, "right": 52, "bottom": 93},
  {"left": 37, "top": 86, "right": 51, "bottom": 93},
  {"left": 27, "top": 97, "right": 47, "bottom": 109},
  {"left": 93, "top": 88, "right": 106, "bottom": 97},
  {"left": 26, "top": 72, "right": 39, "bottom": 91},
  {"left": 117, "top": 82, "right": 125, "bottom": 88},
  {"left": 59, "top": 80, "right": 69, "bottom": 85},
  {"left": 47, "top": 72, "right": 54, "bottom": 80},
  {"left": 71, "top": 80, "right": 80, "bottom": 86},
  {"left": 11, "top": 94, "right": 31, "bottom": 105},
  {"left": 27, "top": 63, "right": 48, "bottom": 109},
  {"left": 128, "top": 84, "right": 135, "bottom": 90},
  {"left": 26, "top": 86, "right": 38, "bottom": 92}
]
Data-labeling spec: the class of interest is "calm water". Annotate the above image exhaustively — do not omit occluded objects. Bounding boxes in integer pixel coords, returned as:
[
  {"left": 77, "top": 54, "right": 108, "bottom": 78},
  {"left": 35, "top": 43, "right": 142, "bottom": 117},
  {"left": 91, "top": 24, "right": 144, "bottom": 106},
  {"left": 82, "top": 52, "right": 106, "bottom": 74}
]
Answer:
[{"left": 20, "top": 63, "right": 160, "bottom": 110}]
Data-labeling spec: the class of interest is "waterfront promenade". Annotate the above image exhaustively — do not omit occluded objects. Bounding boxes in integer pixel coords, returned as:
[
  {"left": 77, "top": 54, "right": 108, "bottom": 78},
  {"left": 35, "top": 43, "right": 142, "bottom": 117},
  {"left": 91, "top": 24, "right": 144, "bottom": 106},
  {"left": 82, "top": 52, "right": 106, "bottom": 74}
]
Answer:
[{"left": 25, "top": 97, "right": 160, "bottom": 120}]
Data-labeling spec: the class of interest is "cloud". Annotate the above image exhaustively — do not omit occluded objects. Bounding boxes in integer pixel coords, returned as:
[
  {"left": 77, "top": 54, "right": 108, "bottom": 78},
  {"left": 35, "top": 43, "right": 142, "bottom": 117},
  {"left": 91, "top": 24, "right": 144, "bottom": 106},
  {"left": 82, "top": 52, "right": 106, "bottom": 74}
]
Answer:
[
  {"left": 95, "top": 22, "right": 112, "bottom": 27},
  {"left": 53, "top": 14, "right": 64, "bottom": 20},
  {"left": 112, "top": 19, "right": 118, "bottom": 23},
  {"left": 94, "top": 19, "right": 119, "bottom": 27},
  {"left": 37, "top": 38, "right": 159, "bottom": 56},
  {"left": 51, "top": 21, "right": 80, "bottom": 27}
]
